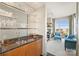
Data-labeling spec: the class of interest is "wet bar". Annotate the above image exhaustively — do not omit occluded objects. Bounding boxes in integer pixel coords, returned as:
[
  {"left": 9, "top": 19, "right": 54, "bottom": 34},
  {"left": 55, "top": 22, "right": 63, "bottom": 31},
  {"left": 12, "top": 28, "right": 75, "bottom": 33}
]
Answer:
[
  {"left": 0, "top": 2, "right": 45, "bottom": 56},
  {"left": 0, "top": 35, "right": 43, "bottom": 56}
]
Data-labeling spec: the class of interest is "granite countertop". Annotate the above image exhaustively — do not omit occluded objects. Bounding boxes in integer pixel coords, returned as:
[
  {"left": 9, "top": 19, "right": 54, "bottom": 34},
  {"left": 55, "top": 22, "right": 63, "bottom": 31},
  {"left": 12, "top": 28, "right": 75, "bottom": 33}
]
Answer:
[{"left": 0, "top": 35, "right": 43, "bottom": 54}]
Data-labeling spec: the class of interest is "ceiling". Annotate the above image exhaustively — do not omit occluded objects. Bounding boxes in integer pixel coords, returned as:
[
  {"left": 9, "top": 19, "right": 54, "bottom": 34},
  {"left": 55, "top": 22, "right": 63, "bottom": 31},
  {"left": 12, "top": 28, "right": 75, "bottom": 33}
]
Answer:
[{"left": 46, "top": 2, "right": 76, "bottom": 18}]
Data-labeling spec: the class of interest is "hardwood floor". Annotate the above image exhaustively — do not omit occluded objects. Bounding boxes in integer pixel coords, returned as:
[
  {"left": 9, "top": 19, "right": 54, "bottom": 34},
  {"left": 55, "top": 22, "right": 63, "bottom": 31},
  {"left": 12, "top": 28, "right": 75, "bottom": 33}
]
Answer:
[
  {"left": 47, "top": 52, "right": 55, "bottom": 56},
  {"left": 47, "top": 38, "right": 76, "bottom": 56}
]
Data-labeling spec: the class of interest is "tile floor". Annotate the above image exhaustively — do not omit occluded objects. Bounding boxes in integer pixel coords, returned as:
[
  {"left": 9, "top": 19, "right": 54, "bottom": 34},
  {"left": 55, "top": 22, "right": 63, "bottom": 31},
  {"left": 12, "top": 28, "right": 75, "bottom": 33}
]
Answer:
[{"left": 47, "top": 38, "right": 76, "bottom": 56}]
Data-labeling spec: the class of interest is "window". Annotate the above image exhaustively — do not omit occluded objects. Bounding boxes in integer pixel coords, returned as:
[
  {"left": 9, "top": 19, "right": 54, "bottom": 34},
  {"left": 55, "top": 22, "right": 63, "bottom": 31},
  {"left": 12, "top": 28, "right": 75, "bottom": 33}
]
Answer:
[{"left": 55, "top": 17, "right": 69, "bottom": 37}]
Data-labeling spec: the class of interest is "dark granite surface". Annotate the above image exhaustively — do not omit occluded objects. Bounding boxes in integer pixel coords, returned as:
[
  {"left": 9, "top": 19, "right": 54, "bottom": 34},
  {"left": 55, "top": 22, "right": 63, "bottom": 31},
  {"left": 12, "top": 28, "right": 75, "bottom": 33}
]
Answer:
[{"left": 0, "top": 35, "right": 42, "bottom": 54}]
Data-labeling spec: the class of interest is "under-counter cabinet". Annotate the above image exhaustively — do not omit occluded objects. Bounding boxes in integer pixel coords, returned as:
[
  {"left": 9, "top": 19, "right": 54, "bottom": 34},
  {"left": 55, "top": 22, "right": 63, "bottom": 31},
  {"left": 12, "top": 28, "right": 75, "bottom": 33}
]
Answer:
[
  {"left": 3, "top": 46, "right": 25, "bottom": 56},
  {"left": 34, "top": 39, "right": 42, "bottom": 56},
  {"left": 24, "top": 39, "right": 42, "bottom": 56},
  {"left": 2, "top": 39, "right": 42, "bottom": 56},
  {"left": 0, "top": 54, "right": 3, "bottom": 56}
]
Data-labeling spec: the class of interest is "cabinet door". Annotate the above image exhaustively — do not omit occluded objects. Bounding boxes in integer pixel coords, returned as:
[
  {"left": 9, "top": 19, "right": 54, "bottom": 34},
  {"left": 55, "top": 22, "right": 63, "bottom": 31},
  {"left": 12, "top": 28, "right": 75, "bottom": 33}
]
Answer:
[
  {"left": 24, "top": 39, "right": 42, "bottom": 56},
  {"left": 0, "top": 54, "right": 3, "bottom": 56},
  {"left": 3, "top": 46, "right": 25, "bottom": 56},
  {"left": 35, "top": 39, "right": 42, "bottom": 56},
  {"left": 24, "top": 42, "right": 36, "bottom": 56}
]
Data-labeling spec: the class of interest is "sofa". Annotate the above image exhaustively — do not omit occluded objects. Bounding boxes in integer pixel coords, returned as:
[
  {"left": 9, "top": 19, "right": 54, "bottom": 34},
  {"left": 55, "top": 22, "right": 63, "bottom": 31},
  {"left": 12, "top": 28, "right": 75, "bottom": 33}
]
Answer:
[{"left": 65, "top": 34, "right": 77, "bottom": 50}]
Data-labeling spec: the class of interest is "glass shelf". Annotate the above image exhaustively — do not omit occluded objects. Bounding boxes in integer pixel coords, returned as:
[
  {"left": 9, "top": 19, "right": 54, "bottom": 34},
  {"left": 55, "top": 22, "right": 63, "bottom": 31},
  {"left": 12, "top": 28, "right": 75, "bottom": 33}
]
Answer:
[
  {"left": 0, "top": 14, "right": 16, "bottom": 19},
  {"left": 0, "top": 28, "right": 38, "bottom": 29}
]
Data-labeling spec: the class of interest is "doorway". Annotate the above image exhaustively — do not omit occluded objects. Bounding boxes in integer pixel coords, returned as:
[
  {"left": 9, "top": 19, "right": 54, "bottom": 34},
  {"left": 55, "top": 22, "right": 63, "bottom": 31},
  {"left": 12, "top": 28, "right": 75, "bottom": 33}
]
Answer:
[{"left": 46, "top": 2, "right": 77, "bottom": 56}]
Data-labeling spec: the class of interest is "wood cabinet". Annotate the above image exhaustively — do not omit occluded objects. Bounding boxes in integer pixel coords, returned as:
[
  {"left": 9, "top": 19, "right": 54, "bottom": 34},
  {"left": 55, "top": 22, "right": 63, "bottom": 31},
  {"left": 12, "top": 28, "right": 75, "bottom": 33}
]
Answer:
[
  {"left": 35, "top": 39, "right": 42, "bottom": 56},
  {"left": 2, "top": 39, "right": 42, "bottom": 56},
  {"left": 3, "top": 46, "right": 25, "bottom": 56},
  {"left": 0, "top": 54, "right": 3, "bottom": 56},
  {"left": 23, "top": 39, "right": 42, "bottom": 56},
  {"left": 24, "top": 42, "right": 36, "bottom": 56}
]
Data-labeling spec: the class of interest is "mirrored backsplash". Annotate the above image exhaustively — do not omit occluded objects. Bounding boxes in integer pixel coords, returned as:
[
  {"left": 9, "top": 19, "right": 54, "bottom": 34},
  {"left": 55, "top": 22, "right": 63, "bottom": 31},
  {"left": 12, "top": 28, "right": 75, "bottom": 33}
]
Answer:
[{"left": 0, "top": 29, "right": 28, "bottom": 40}]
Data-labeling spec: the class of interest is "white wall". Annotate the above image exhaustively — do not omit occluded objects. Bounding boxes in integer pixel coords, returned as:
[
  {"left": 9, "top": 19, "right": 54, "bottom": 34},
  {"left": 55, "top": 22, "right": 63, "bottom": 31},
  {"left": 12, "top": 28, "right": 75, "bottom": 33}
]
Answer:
[
  {"left": 28, "top": 5, "right": 47, "bottom": 55},
  {"left": 28, "top": 6, "right": 45, "bottom": 35}
]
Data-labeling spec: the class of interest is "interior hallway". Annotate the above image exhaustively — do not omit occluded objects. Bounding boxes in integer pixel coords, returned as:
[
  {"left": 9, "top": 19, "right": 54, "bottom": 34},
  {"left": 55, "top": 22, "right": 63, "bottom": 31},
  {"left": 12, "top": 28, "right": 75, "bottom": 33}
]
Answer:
[{"left": 47, "top": 38, "right": 76, "bottom": 56}]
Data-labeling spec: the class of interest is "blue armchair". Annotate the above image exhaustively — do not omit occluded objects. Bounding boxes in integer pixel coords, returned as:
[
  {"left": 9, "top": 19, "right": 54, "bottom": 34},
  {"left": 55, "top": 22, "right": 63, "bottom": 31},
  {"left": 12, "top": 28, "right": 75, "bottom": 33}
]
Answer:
[
  {"left": 65, "top": 34, "right": 77, "bottom": 50},
  {"left": 54, "top": 32, "right": 61, "bottom": 40}
]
